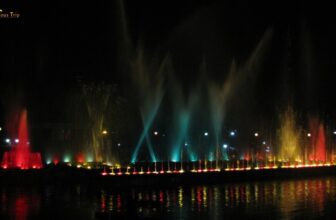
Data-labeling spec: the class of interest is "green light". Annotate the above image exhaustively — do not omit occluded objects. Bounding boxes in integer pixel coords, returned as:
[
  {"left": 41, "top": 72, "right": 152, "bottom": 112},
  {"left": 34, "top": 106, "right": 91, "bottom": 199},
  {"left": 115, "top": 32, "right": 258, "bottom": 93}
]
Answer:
[
  {"left": 86, "top": 155, "right": 93, "bottom": 163},
  {"left": 63, "top": 155, "right": 71, "bottom": 163},
  {"left": 208, "top": 152, "right": 215, "bottom": 161},
  {"left": 131, "top": 100, "right": 161, "bottom": 163},
  {"left": 170, "top": 110, "right": 190, "bottom": 161}
]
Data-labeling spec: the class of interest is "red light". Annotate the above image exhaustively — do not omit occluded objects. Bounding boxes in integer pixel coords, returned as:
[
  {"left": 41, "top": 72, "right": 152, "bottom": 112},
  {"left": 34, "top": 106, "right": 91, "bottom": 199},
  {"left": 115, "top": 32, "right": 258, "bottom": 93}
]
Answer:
[
  {"left": 76, "top": 153, "right": 84, "bottom": 163},
  {"left": 117, "top": 172, "right": 122, "bottom": 176},
  {"left": 101, "top": 172, "right": 107, "bottom": 176},
  {"left": 53, "top": 159, "right": 59, "bottom": 165}
]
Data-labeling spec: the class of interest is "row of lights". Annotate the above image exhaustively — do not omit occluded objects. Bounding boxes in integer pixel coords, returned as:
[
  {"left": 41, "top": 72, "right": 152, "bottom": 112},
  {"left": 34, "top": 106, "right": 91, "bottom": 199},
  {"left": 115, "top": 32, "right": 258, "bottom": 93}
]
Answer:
[{"left": 101, "top": 163, "right": 336, "bottom": 176}]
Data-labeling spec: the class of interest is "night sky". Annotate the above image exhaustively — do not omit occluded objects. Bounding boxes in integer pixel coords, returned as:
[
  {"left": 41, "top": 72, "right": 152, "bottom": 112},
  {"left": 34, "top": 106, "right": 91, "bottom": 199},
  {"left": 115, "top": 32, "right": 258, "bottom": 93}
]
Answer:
[{"left": 1, "top": 0, "right": 336, "bottom": 151}]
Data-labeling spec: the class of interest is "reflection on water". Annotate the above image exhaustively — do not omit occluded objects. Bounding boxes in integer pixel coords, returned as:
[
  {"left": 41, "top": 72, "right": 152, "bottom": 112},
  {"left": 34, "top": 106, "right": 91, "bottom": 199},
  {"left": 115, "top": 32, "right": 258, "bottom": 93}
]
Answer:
[{"left": 1, "top": 177, "right": 336, "bottom": 219}]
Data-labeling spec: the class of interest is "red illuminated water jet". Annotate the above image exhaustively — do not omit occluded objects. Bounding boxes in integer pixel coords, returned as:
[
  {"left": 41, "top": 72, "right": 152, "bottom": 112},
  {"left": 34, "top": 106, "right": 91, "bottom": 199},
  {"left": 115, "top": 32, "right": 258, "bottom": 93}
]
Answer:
[
  {"left": 309, "top": 118, "right": 326, "bottom": 163},
  {"left": 1, "top": 110, "right": 43, "bottom": 169}
]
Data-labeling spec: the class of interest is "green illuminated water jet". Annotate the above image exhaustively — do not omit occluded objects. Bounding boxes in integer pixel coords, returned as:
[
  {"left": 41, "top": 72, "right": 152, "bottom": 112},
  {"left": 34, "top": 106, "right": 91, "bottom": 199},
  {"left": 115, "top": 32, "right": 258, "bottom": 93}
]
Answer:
[{"left": 130, "top": 50, "right": 171, "bottom": 163}]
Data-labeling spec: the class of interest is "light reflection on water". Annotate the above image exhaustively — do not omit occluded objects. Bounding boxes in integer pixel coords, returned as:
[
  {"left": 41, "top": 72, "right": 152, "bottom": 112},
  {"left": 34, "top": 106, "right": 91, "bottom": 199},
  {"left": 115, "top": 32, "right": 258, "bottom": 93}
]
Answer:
[{"left": 1, "top": 177, "right": 336, "bottom": 219}]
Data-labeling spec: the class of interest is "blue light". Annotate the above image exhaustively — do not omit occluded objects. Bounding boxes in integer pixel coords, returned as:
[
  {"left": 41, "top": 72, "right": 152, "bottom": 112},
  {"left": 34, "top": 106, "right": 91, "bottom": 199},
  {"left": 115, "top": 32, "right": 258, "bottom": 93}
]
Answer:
[
  {"left": 230, "top": 131, "right": 235, "bottom": 136},
  {"left": 223, "top": 144, "right": 228, "bottom": 149}
]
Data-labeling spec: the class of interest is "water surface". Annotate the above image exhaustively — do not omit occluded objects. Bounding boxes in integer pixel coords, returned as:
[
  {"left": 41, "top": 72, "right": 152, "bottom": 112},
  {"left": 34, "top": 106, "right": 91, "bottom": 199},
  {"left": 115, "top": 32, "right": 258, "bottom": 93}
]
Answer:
[{"left": 1, "top": 176, "right": 336, "bottom": 219}]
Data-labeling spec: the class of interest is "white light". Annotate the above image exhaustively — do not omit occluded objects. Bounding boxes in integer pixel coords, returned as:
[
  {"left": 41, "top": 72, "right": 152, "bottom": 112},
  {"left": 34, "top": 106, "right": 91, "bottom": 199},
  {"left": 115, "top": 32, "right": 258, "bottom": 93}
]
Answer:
[
  {"left": 5, "top": 138, "right": 10, "bottom": 143},
  {"left": 14, "top": 139, "right": 19, "bottom": 143},
  {"left": 230, "top": 131, "right": 235, "bottom": 136},
  {"left": 333, "top": 131, "right": 336, "bottom": 135},
  {"left": 117, "top": 143, "right": 121, "bottom": 147},
  {"left": 307, "top": 133, "right": 311, "bottom": 137},
  {"left": 204, "top": 132, "right": 209, "bottom": 136},
  {"left": 223, "top": 144, "right": 228, "bottom": 149},
  {"left": 0, "top": 127, "right": 2, "bottom": 131},
  {"left": 254, "top": 133, "right": 259, "bottom": 137},
  {"left": 154, "top": 131, "right": 158, "bottom": 135},
  {"left": 262, "top": 141, "right": 266, "bottom": 145},
  {"left": 184, "top": 142, "right": 188, "bottom": 146}
]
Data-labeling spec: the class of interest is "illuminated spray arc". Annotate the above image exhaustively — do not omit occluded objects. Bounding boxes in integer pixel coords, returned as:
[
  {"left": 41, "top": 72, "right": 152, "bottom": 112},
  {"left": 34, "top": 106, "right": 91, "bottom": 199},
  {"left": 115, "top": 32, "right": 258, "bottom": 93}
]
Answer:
[
  {"left": 130, "top": 50, "right": 171, "bottom": 163},
  {"left": 170, "top": 83, "right": 199, "bottom": 162},
  {"left": 208, "top": 29, "right": 273, "bottom": 164},
  {"left": 81, "top": 83, "right": 112, "bottom": 163}
]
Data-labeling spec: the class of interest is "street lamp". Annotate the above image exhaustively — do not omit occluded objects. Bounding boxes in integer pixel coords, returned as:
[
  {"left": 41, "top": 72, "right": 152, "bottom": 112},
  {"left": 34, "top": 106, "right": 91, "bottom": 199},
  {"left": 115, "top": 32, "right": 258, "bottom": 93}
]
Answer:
[
  {"left": 254, "top": 132, "right": 259, "bottom": 137},
  {"left": 102, "top": 130, "right": 108, "bottom": 135},
  {"left": 204, "top": 132, "right": 209, "bottom": 136}
]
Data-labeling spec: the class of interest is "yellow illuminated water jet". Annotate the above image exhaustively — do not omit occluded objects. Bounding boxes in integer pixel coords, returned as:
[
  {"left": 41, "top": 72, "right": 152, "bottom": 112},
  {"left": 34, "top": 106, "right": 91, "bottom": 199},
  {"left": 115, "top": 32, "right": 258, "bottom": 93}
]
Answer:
[{"left": 277, "top": 106, "right": 302, "bottom": 163}]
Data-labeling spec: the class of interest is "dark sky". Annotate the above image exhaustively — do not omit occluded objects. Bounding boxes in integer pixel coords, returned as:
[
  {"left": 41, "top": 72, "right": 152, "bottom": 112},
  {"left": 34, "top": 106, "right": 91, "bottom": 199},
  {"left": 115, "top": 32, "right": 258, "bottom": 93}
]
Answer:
[{"left": 1, "top": 0, "right": 336, "bottom": 125}]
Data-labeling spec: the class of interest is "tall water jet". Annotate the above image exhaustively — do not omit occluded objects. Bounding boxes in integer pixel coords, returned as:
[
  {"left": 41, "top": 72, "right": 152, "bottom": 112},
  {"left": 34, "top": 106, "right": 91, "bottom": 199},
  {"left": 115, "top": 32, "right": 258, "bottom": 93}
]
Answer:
[
  {"left": 81, "top": 83, "right": 112, "bottom": 163},
  {"left": 209, "top": 60, "right": 237, "bottom": 163},
  {"left": 208, "top": 29, "right": 272, "bottom": 164},
  {"left": 130, "top": 49, "right": 171, "bottom": 163},
  {"left": 308, "top": 118, "right": 326, "bottom": 163},
  {"left": 170, "top": 84, "right": 198, "bottom": 162},
  {"left": 1, "top": 109, "right": 43, "bottom": 169},
  {"left": 277, "top": 106, "right": 302, "bottom": 163}
]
